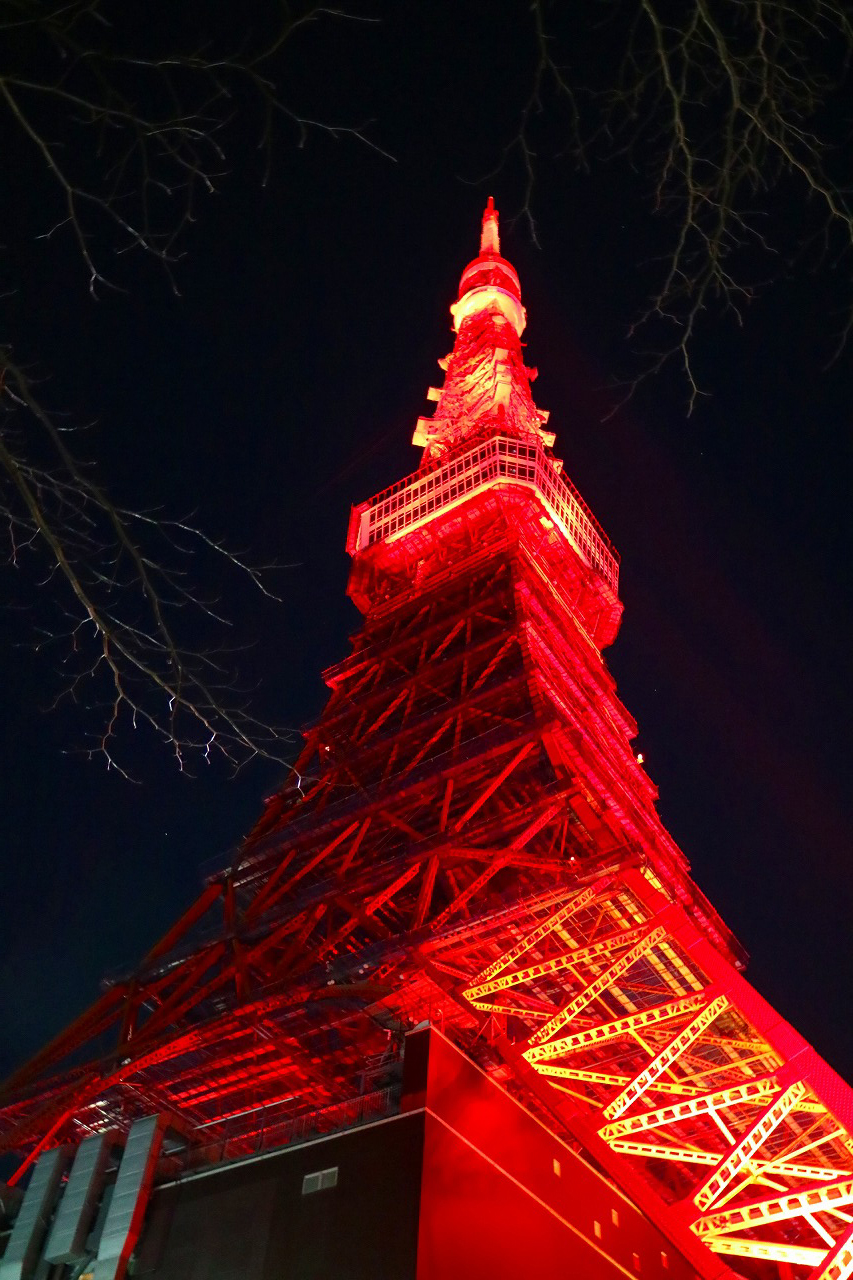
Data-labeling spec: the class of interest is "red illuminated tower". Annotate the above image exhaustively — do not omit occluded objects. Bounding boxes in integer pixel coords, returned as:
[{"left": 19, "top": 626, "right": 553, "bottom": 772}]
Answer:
[{"left": 3, "top": 202, "right": 853, "bottom": 1280}]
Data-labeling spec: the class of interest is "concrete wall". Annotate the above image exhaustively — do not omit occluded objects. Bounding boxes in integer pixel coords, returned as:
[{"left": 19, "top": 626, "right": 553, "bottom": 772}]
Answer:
[
  {"left": 126, "top": 1026, "right": 700, "bottom": 1280},
  {"left": 412, "top": 1027, "right": 700, "bottom": 1280},
  {"left": 136, "top": 1112, "right": 424, "bottom": 1280}
]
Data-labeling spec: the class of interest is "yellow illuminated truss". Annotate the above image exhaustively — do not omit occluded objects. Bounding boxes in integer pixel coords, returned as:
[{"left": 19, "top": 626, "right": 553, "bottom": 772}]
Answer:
[{"left": 455, "top": 865, "right": 853, "bottom": 1280}]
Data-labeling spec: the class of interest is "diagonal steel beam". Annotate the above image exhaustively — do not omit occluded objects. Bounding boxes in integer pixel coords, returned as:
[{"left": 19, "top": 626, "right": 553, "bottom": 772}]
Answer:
[
  {"left": 540, "top": 992, "right": 714, "bottom": 1063},
  {"left": 600, "top": 1074, "right": 782, "bottom": 1139},
  {"left": 525, "top": 919, "right": 670, "bottom": 1052},
  {"left": 694, "top": 1176, "right": 853, "bottom": 1240},
  {"left": 464, "top": 922, "right": 652, "bottom": 1001},
  {"left": 600, "top": 994, "right": 730, "bottom": 1122},
  {"left": 692, "top": 1080, "right": 808, "bottom": 1211},
  {"left": 430, "top": 793, "right": 565, "bottom": 931},
  {"left": 808, "top": 1220, "right": 853, "bottom": 1280},
  {"left": 451, "top": 740, "right": 536, "bottom": 831},
  {"left": 708, "top": 1238, "right": 826, "bottom": 1267}
]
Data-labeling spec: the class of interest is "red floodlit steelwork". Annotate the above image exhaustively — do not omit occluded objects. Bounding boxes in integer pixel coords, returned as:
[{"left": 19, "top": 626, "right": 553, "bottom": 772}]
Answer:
[{"left": 3, "top": 201, "right": 853, "bottom": 1280}]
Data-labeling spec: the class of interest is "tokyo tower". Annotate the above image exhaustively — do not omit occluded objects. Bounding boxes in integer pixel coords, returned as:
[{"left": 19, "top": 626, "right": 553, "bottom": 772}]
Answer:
[{"left": 2, "top": 203, "right": 853, "bottom": 1280}]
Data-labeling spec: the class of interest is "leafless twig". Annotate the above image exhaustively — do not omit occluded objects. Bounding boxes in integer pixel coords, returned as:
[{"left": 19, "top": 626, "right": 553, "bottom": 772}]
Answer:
[
  {"left": 0, "top": 351, "right": 293, "bottom": 775},
  {"left": 0, "top": 0, "right": 384, "bottom": 771},
  {"left": 510, "top": 1, "right": 853, "bottom": 409}
]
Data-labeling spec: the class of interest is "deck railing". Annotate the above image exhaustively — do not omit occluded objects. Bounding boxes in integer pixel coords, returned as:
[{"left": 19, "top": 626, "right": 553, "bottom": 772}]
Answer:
[
  {"left": 347, "top": 434, "right": 619, "bottom": 594},
  {"left": 176, "top": 1085, "right": 400, "bottom": 1175}
]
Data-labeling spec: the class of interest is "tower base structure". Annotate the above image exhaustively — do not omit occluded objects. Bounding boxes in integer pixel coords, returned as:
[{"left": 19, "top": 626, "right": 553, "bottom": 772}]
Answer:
[{"left": 0, "top": 1028, "right": 699, "bottom": 1280}]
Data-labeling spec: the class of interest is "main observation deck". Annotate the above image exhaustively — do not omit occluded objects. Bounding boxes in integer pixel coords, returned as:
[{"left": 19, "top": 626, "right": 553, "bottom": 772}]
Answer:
[{"left": 347, "top": 433, "right": 620, "bottom": 596}]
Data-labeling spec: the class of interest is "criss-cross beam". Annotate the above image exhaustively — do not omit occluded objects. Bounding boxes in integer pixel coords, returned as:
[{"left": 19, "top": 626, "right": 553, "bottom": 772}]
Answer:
[
  {"left": 598, "top": 994, "right": 730, "bottom": 1123},
  {"left": 439, "top": 857, "right": 853, "bottom": 1280},
  {"left": 810, "top": 1222, "right": 853, "bottom": 1280},
  {"left": 262, "top": 797, "right": 574, "bottom": 978},
  {"left": 326, "top": 578, "right": 512, "bottom": 705},
  {"left": 691, "top": 1079, "right": 809, "bottom": 1211},
  {"left": 464, "top": 922, "right": 652, "bottom": 1003},
  {"left": 2, "top": 969, "right": 368, "bottom": 1181},
  {"left": 333, "top": 667, "right": 534, "bottom": 791},
  {"left": 429, "top": 793, "right": 568, "bottom": 932},
  {"left": 243, "top": 801, "right": 571, "bottom": 993},
  {"left": 606, "top": 1138, "right": 843, "bottom": 1184},
  {"left": 693, "top": 1176, "right": 853, "bottom": 1240},
  {"left": 535, "top": 993, "right": 717, "bottom": 1062},
  {"left": 241, "top": 721, "right": 547, "bottom": 893},
  {"left": 244, "top": 820, "right": 363, "bottom": 924},
  {"left": 294, "top": 861, "right": 426, "bottom": 971},
  {"left": 523, "top": 917, "right": 673, "bottom": 1053},
  {"left": 598, "top": 1076, "right": 785, "bottom": 1139}
]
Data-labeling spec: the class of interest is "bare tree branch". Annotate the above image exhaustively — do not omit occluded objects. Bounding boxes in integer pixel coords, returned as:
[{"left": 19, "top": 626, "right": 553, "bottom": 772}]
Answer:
[
  {"left": 0, "top": 351, "right": 293, "bottom": 776},
  {"left": 511, "top": 1, "right": 853, "bottom": 409},
  {"left": 0, "top": 0, "right": 383, "bottom": 772}
]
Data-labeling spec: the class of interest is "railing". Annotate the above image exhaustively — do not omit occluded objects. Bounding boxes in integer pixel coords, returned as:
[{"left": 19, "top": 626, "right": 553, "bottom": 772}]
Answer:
[
  {"left": 347, "top": 434, "right": 619, "bottom": 594},
  {"left": 176, "top": 1086, "right": 400, "bottom": 1175}
]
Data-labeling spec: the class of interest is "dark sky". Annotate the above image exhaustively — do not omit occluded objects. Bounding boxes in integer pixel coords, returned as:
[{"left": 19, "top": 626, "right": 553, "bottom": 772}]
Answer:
[{"left": 2, "top": 3, "right": 852, "bottom": 1087}]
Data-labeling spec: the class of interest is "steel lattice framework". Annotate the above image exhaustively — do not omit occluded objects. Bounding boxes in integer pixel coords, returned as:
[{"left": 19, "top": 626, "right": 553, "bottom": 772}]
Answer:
[{"left": 2, "top": 200, "right": 852, "bottom": 1280}]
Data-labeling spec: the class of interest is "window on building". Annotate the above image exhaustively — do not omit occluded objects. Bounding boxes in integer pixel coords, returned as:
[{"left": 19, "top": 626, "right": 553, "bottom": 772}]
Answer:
[{"left": 302, "top": 1167, "right": 339, "bottom": 1195}]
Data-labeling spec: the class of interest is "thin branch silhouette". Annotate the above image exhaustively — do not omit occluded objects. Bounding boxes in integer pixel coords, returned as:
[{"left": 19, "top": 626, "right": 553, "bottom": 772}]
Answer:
[
  {"left": 0, "top": 0, "right": 382, "bottom": 771},
  {"left": 506, "top": 1, "right": 853, "bottom": 409}
]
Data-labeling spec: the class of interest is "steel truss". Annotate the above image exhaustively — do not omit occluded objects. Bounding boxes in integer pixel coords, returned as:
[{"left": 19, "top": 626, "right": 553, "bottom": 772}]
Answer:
[
  {"left": 448, "top": 864, "right": 853, "bottom": 1279},
  {"left": 3, "top": 202, "right": 852, "bottom": 1280}
]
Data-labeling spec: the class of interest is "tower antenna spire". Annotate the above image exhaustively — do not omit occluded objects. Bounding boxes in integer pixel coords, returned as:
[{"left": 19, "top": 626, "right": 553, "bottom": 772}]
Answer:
[{"left": 480, "top": 195, "right": 500, "bottom": 255}]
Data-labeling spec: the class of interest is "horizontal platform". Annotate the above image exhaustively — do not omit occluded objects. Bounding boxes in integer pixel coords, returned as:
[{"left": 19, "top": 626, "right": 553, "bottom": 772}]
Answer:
[{"left": 347, "top": 434, "right": 620, "bottom": 595}]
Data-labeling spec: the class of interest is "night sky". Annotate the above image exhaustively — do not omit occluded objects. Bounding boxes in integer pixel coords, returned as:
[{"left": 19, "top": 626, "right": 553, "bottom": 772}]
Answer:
[{"left": 2, "top": 4, "right": 852, "bottom": 1089}]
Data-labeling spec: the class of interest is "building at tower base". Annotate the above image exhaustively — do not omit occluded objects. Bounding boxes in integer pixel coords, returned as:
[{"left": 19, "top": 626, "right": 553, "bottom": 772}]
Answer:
[{"left": 1, "top": 1028, "right": 698, "bottom": 1280}]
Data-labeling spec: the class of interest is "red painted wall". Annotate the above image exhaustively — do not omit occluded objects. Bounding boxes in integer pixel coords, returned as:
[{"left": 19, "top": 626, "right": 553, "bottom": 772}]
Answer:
[{"left": 412, "top": 1028, "right": 699, "bottom": 1280}]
